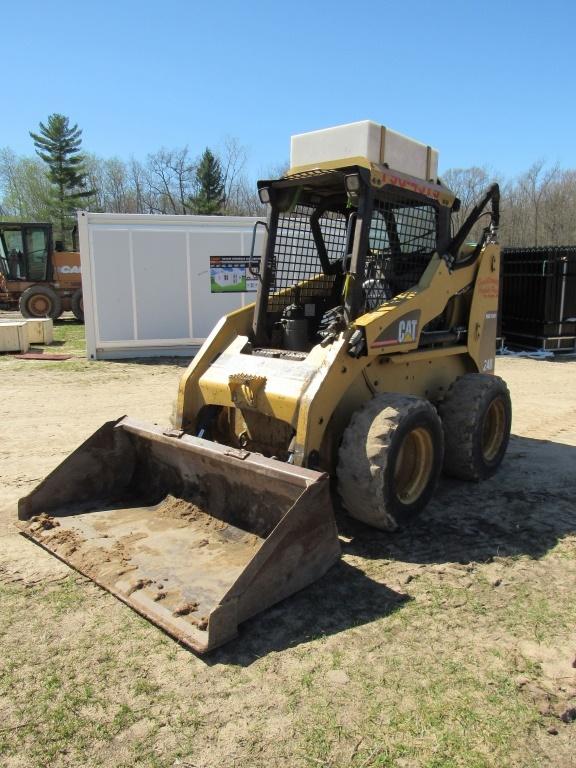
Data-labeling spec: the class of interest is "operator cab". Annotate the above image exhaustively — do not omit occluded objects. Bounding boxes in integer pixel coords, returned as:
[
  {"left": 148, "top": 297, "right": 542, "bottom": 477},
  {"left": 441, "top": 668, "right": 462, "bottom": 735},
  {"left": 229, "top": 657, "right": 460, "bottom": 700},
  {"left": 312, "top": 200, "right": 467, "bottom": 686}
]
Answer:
[
  {"left": 251, "top": 166, "right": 454, "bottom": 354},
  {"left": 0, "top": 223, "right": 52, "bottom": 282}
]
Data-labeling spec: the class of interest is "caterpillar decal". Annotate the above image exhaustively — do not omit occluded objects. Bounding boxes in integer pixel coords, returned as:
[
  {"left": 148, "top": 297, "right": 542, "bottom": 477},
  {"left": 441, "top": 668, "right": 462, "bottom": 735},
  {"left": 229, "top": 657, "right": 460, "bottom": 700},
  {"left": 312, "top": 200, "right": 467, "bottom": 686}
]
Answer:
[{"left": 371, "top": 309, "right": 421, "bottom": 348}]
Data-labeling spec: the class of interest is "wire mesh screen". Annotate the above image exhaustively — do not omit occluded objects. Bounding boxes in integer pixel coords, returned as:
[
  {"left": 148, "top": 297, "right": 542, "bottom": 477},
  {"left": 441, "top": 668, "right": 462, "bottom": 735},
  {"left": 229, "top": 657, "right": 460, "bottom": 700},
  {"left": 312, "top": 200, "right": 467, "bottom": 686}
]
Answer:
[
  {"left": 319, "top": 211, "right": 348, "bottom": 262},
  {"left": 364, "top": 195, "right": 438, "bottom": 309},
  {"left": 268, "top": 205, "right": 347, "bottom": 312}
]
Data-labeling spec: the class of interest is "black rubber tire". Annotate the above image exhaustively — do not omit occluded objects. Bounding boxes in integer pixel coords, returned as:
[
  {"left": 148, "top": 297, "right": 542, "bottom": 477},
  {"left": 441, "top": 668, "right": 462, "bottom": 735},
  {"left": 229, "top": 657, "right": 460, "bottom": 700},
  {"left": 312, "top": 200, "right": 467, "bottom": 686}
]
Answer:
[
  {"left": 19, "top": 285, "right": 62, "bottom": 319},
  {"left": 439, "top": 374, "right": 512, "bottom": 481},
  {"left": 71, "top": 289, "right": 84, "bottom": 322},
  {"left": 337, "top": 394, "right": 444, "bottom": 531}
]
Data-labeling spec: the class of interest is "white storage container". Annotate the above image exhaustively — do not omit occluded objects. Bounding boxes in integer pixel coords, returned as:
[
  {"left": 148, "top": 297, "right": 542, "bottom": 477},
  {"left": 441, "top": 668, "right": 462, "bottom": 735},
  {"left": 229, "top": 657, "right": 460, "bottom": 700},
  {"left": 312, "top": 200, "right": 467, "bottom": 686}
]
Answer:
[
  {"left": 0, "top": 322, "right": 30, "bottom": 353},
  {"left": 290, "top": 120, "right": 439, "bottom": 181},
  {"left": 78, "top": 212, "right": 265, "bottom": 360}
]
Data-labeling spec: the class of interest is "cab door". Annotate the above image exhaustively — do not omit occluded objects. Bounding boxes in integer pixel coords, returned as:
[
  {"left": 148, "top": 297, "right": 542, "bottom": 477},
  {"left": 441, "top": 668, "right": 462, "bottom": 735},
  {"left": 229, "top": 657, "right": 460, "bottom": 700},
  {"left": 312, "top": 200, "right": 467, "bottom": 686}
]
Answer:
[
  {"left": 24, "top": 225, "right": 51, "bottom": 281},
  {"left": 1, "top": 226, "right": 26, "bottom": 279}
]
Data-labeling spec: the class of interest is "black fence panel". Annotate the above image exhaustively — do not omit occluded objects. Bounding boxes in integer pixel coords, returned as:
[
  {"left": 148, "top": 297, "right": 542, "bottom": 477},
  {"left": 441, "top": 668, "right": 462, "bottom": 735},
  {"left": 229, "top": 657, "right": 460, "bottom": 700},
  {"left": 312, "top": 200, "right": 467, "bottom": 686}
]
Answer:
[{"left": 501, "top": 246, "right": 576, "bottom": 350}]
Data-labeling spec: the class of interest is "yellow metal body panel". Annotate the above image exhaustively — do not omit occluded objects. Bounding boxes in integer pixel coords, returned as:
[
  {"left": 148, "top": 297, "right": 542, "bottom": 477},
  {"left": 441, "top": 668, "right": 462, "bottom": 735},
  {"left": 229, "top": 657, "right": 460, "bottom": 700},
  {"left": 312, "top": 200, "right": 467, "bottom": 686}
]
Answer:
[
  {"left": 174, "top": 304, "right": 254, "bottom": 430},
  {"left": 175, "top": 243, "right": 500, "bottom": 471},
  {"left": 356, "top": 248, "right": 496, "bottom": 355},
  {"left": 466, "top": 246, "right": 501, "bottom": 373}
]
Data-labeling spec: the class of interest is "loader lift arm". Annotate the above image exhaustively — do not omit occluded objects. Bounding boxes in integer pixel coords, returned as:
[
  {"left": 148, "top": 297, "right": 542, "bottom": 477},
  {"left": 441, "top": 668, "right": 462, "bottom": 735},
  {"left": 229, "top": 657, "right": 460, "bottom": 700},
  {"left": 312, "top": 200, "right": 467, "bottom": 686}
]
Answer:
[{"left": 445, "top": 183, "right": 500, "bottom": 268}]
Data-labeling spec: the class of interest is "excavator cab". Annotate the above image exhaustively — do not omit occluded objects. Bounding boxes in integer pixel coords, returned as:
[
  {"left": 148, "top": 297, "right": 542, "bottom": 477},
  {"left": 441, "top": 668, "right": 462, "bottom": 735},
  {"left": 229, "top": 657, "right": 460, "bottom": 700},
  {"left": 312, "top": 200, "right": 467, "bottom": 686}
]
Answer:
[
  {"left": 0, "top": 222, "right": 83, "bottom": 319},
  {"left": 0, "top": 222, "right": 52, "bottom": 282}
]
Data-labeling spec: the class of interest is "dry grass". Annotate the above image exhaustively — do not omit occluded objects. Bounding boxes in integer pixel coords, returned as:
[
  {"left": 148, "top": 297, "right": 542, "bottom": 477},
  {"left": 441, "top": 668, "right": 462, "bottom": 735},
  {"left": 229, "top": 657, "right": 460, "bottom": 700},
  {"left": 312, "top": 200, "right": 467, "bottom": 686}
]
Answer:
[
  {"left": 0, "top": 334, "right": 575, "bottom": 767},
  {"left": 1, "top": 542, "right": 574, "bottom": 768}
]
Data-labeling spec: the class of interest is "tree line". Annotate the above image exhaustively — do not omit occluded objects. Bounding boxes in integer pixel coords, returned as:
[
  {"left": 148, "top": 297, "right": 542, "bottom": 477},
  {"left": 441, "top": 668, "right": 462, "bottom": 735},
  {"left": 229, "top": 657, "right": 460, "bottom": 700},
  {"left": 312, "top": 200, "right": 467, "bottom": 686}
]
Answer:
[
  {"left": 1, "top": 113, "right": 575, "bottom": 250},
  {"left": 442, "top": 163, "right": 576, "bottom": 248},
  {"left": 0, "top": 114, "right": 268, "bottom": 247}
]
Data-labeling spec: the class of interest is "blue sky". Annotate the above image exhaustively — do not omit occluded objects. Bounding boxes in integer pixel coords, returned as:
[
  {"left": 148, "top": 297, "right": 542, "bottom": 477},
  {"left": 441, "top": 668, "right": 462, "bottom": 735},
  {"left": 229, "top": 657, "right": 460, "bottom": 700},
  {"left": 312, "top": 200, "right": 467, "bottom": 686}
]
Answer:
[{"left": 3, "top": 0, "right": 575, "bottom": 182}]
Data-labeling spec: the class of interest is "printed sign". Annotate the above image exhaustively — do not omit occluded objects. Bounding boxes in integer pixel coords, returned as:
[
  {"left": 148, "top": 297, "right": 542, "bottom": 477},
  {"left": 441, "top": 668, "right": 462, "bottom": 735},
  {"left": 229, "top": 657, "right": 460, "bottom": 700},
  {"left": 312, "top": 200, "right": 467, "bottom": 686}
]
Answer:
[
  {"left": 477, "top": 276, "right": 499, "bottom": 299},
  {"left": 209, "top": 256, "right": 258, "bottom": 293}
]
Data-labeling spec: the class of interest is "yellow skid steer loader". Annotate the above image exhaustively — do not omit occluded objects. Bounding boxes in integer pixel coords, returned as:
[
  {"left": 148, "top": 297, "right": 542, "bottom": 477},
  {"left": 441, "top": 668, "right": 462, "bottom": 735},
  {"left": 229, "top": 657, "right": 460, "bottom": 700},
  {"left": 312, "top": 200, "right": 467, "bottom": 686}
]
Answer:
[{"left": 19, "top": 122, "right": 511, "bottom": 653}]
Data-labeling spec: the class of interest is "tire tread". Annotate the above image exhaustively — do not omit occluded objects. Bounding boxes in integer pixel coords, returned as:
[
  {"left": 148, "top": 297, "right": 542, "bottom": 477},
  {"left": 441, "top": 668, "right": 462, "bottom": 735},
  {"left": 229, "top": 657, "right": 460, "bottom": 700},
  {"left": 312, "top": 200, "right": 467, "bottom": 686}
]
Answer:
[
  {"left": 337, "top": 395, "right": 442, "bottom": 531},
  {"left": 439, "top": 373, "right": 511, "bottom": 481}
]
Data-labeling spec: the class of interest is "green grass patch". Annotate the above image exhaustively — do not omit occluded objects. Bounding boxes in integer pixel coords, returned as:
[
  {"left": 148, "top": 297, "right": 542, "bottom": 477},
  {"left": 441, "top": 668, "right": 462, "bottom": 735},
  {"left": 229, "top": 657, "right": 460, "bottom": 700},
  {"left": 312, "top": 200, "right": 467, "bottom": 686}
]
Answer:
[
  {"left": 43, "top": 576, "right": 87, "bottom": 615},
  {"left": 50, "top": 319, "right": 86, "bottom": 353}
]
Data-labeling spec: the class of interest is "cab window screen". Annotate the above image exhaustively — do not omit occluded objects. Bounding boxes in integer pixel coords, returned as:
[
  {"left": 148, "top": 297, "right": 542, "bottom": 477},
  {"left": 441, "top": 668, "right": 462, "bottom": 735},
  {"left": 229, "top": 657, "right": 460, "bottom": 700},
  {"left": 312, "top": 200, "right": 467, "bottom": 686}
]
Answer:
[
  {"left": 366, "top": 195, "right": 438, "bottom": 305},
  {"left": 268, "top": 204, "right": 346, "bottom": 313}
]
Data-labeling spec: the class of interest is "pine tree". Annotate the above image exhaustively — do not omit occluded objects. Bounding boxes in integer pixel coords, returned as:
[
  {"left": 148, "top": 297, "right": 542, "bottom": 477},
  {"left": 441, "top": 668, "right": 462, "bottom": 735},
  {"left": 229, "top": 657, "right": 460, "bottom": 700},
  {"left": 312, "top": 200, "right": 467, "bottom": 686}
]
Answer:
[
  {"left": 30, "top": 114, "right": 93, "bottom": 245},
  {"left": 191, "top": 148, "right": 224, "bottom": 214}
]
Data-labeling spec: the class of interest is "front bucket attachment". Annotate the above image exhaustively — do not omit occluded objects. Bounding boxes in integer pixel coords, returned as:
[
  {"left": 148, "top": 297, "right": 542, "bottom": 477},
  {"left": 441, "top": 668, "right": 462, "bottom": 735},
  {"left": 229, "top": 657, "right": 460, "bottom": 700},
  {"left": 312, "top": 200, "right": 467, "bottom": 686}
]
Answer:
[{"left": 19, "top": 417, "right": 340, "bottom": 653}]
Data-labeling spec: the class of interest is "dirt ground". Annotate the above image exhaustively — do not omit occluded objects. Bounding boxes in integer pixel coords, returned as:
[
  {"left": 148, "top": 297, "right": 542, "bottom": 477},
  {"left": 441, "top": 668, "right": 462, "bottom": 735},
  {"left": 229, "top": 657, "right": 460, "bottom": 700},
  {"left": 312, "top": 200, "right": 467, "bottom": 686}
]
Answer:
[{"left": 1, "top": 329, "right": 575, "bottom": 767}]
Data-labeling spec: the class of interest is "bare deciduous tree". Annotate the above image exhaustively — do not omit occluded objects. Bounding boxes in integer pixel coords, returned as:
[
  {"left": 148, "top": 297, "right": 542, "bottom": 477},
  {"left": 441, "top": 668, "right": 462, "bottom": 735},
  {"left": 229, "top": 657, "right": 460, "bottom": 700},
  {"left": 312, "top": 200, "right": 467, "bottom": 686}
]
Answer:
[
  {"left": 220, "top": 136, "right": 247, "bottom": 205},
  {"left": 128, "top": 158, "right": 146, "bottom": 213},
  {"left": 144, "top": 147, "right": 197, "bottom": 214},
  {"left": 1, "top": 138, "right": 289, "bottom": 220},
  {"left": 0, "top": 148, "right": 53, "bottom": 220},
  {"left": 540, "top": 170, "right": 576, "bottom": 245},
  {"left": 517, "top": 160, "right": 561, "bottom": 247},
  {"left": 6, "top": 138, "right": 574, "bottom": 245},
  {"left": 441, "top": 162, "right": 573, "bottom": 248},
  {"left": 442, "top": 166, "right": 492, "bottom": 233}
]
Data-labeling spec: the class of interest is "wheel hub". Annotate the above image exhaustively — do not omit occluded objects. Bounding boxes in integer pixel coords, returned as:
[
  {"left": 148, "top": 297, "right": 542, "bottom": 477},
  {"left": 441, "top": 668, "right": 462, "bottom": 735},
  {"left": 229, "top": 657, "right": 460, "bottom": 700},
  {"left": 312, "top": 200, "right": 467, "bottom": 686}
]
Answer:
[
  {"left": 29, "top": 296, "right": 51, "bottom": 316},
  {"left": 394, "top": 427, "right": 434, "bottom": 505},
  {"left": 482, "top": 397, "right": 506, "bottom": 462}
]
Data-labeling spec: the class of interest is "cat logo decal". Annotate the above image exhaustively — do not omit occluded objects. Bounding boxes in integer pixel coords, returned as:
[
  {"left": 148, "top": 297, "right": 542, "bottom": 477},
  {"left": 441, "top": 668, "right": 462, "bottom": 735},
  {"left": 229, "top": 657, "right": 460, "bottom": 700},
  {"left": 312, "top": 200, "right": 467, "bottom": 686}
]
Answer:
[{"left": 371, "top": 310, "right": 421, "bottom": 348}]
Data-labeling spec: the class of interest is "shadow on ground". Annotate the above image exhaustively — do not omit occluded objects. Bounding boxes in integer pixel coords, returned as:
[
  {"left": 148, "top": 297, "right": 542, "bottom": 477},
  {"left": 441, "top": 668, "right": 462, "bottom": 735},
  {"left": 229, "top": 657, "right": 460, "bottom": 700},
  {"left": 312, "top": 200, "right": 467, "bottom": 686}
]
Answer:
[
  {"left": 342, "top": 434, "right": 576, "bottom": 566},
  {"left": 207, "top": 561, "right": 408, "bottom": 666},
  {"left": 208, "top": 434, "right": 575, "bottom": 665},
  {"left": 543, "top": 354, "right": 576, "bottom": 364},
  {"left": 107, "top": 357, "right": 190, "bottom": 368}
]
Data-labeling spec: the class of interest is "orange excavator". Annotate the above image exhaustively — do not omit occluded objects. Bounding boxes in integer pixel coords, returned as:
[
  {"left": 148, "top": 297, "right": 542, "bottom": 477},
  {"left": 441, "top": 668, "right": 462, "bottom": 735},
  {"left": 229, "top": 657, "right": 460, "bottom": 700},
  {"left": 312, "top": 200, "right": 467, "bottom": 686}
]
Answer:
[{"left": 0, "top": 221, "right": 83, "bottom": 320}]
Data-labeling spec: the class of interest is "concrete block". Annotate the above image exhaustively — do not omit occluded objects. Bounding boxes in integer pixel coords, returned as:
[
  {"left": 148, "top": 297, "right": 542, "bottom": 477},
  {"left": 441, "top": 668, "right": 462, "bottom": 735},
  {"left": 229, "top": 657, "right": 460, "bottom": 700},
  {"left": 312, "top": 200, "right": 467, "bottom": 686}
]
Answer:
[
  {"left": 0, "top": 322, "right": 30, "bottom": 353},
  {"left": 291, "top": 121, "right": 439, "bottom": 181},
  {"left": 25, "top": 318, "right": 54, "bottom": 344}
]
